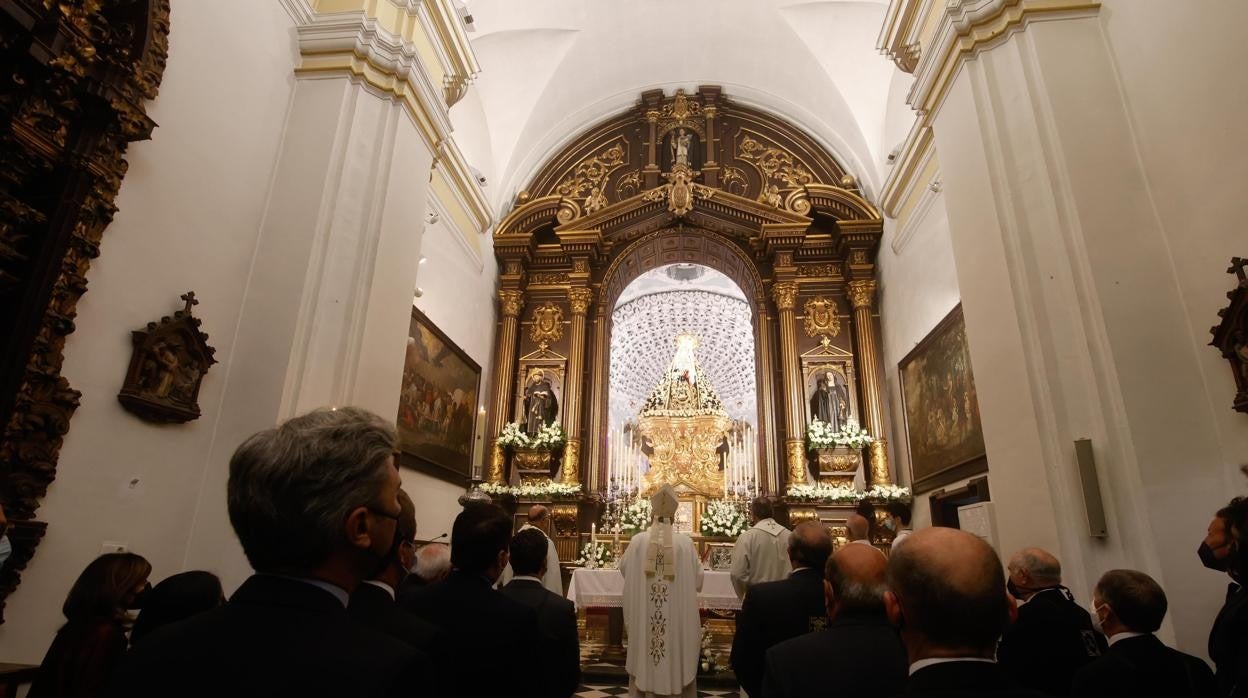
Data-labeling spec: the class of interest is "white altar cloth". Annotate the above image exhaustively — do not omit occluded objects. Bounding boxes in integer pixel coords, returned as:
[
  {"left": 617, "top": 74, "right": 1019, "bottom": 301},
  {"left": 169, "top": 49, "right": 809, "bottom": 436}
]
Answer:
[{"left": 567, "top": 568, "right": 741, "bottom": 610}]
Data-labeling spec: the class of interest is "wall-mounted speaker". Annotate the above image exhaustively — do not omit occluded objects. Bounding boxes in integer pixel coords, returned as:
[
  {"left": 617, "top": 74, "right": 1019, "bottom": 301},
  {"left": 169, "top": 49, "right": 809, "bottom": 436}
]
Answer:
[{"left": 1075, "top": 438, "right": 1108, "bottom": 538}]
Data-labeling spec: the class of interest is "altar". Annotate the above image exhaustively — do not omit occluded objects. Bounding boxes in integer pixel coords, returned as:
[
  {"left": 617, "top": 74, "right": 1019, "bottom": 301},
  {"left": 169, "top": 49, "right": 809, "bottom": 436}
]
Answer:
[{"left": 567, "top": 568, "right": 741, "bottom": 611}]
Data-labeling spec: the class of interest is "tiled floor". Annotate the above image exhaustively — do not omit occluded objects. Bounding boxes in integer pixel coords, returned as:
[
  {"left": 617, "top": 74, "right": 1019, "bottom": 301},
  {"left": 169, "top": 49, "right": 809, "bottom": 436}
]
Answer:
[{"left": 574, "top": 685, "right": 741, "bottom": 698}]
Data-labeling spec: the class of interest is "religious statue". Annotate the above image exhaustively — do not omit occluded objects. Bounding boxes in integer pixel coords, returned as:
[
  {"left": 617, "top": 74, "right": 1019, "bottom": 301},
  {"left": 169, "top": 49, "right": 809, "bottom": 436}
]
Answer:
[
  {"left": 809, "top": 370, "right": 849, "bottom": 431},
  {"left": 523, "top": 368, "right": 559, "bottom": 435},
  {"left": 671, "top": 128, "right": 692, "bottom": 167}
]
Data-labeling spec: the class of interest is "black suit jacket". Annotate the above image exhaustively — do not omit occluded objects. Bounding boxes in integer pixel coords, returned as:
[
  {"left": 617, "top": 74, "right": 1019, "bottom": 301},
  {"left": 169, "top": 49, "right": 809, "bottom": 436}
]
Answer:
[
  {"left": 903, "top": 661, "right": 1056, "bottom": 697},
  {"left": 349, "top": 582, "right": 444, "bottom": 682},
  {"left": 1072, "top": 634, "right": 1215, "bottom": 698},
  {"left": 731, "top": 567, "right": 827, "bottom": 698},
  {"left": 997, "top": 587, "right": 1107, "bottom": 696},
  {"left": 762, "top": 610, "right": 907, "bottom": 698},
  {"left": 106, "top": 574, "right": 426, "bottom": 698},
  {"left": 500, "top": 578, "right": 580, "bottom": 697},
  {"left": 1210, "top": 581, "right": 1248, "bottom": 698},
  {"left": 401, "top": 570, "right": 543, "bottom": 698}
]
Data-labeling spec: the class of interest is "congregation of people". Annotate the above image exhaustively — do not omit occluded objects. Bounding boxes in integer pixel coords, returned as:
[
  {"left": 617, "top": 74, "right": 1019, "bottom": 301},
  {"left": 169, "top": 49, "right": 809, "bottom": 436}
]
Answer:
[{"left": 16, "top": 406, "right": 1245, "bottom": 697}]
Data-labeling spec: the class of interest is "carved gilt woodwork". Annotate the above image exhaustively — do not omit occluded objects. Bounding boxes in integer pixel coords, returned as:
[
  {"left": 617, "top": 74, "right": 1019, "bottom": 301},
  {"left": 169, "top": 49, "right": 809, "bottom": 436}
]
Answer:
[
  {"left": 528, "top": 302, "right": 565, "bottom": 347},
  {"left": 1209, "top": 257, "right": 1248, "bottom": 413},
  {"left": 802, "top": 297, "right": 841, "bottom": 339},
  {"left": 117, "top": 292, "right": 217, "bottom": 423},
  {"left": 0, "top": 0, "right": 172, "bottom": 621}
]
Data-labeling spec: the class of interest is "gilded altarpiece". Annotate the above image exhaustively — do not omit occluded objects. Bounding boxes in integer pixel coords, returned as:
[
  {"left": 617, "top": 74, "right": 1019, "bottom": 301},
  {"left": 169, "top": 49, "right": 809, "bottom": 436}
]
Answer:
[{"left": 488, "top": 87, "right": 897, "bottom": 548}]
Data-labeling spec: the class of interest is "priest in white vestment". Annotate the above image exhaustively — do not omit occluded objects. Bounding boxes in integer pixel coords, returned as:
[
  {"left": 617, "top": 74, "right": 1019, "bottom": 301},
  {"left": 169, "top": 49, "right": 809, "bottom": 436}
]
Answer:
[
  {"left": 620, "top": 485, "right": 704, "bottom": 698},
  {"left": 499, "top": 505, "right": 563, "bottom": 594},
  {"left": 729, "top": 496, "right": 792, "bottom": 599}
]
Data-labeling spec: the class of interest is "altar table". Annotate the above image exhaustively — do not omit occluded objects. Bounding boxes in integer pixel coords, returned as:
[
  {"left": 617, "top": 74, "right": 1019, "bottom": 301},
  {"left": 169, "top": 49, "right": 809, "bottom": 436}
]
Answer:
[{"left": 567, "top": 568, "right": 741, "bottom": 610}]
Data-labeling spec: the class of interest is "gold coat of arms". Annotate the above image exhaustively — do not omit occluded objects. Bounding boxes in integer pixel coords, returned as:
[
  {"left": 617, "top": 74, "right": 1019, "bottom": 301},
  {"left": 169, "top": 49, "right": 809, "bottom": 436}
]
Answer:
[{"left": 803, "top": 296, "right": 840, "bottom": 338}]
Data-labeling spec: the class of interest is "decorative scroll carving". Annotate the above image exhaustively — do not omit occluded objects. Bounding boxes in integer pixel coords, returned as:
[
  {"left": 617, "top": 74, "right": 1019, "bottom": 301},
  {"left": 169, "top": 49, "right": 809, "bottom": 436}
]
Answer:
[
  {"left": 530, "top": 272, "right": 570, "bottom": 286},
  {"left": 117, "top": 292, "right": 217, "bottom": 423},
  {"left": 797, "top": 264, "right": 839, "bottom": 278},
  {"left": 771, "top": 282, "right": 799, "bottom": 311},
  {"left": 1209, "top": 256, "right": 1248, "bottom": 413},
  {"left": 803, "top": 297, "right": 841, "bottom": 339},
  {"left": 850, "top": 249, "right": 869, "bottom": 265},
  {"left": 787, "top": 440, "right": 808, "bottom": 485},
  {"left": 616, "top": 170, "right": 642, "bottom": 199},
  {"left": 556, "top": 140, "right": 628, "bottom": 215},
  {"left": 529, "top": 302, "right": 565, "bottom": 345},
  {"left": 721, "top": 166, "right": 749, "bottom": 197},
  {"left": 568, "top": 288, "right": 594, "bottom": 316},
  {"left": 0, "top": 0, "right": 172, "bottom": 622},
  {"left": 847, "top": 280, "right": 877, "bottom": 310},
  {"left": 560, "top": 438, "right": 581, "bottom": 485},
  {"left": 498, "top": 290, "right": 524, "bottom": 317},
  {"left": 738, "top": 133, "right": 815, "bottom": 213}
]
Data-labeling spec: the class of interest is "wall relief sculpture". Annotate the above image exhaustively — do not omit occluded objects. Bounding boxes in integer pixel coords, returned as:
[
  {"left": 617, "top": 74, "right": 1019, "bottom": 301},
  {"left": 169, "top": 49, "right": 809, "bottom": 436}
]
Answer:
[
  {"left": 118, "top": 292, "right": 217, "bottom": 423},
  {"left": 1210, "top": 257, "right": 1248, "bottom": 414}
]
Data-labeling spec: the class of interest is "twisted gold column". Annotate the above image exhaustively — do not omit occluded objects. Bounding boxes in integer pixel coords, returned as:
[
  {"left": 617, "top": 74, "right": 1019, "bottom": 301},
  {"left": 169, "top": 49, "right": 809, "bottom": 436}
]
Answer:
[
  {"left": 772, "top": 282, "right": 808, "bottom": 486},
  {"left": 487, "top": 289, "right": 524, "bottom": 484},
  {"left": 848, "top": 280, "right": 893, "bottom": 487},
  {"left": 560, "top": 287, "right": 593, "bottom": 486}
]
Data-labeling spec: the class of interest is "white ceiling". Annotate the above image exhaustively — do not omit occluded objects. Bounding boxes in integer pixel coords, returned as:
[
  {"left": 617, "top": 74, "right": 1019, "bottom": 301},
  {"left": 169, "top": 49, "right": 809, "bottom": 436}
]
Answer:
[{"left": 451, "top": 0, "right": 905, "bottom": 216}]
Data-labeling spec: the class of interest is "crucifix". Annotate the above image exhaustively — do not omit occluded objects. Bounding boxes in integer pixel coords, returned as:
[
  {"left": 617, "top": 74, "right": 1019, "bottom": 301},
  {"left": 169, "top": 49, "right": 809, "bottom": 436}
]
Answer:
[{"left": 180, "top": 291, "right": 199, "bottom": 314}]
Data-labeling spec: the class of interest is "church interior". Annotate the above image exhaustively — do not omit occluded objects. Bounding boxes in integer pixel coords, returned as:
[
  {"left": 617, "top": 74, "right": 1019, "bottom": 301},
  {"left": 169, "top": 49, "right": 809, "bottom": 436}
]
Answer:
[{"left": 0, "top": 0, "right": 1246, "bottom": 696}]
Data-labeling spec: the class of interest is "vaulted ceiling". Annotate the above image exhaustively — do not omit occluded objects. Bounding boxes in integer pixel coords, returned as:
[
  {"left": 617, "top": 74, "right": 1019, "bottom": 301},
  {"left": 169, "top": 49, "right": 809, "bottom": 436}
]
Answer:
[{"left": 450, "top": 0, "right": 909, "bottom": 218}]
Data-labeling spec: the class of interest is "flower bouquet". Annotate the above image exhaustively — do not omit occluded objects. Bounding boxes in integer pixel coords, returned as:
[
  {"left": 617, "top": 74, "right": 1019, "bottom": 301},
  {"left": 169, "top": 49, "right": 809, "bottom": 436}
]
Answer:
[
  {"left": 619, "top": 497, "right": 652, "bottom": 534},
  {"left": 497, "top": 421, "right": 566, "bottom": 450},
  {"left": 699, "top": 499, "right": 748, "bottom": 538},
  {"left": 576, "top": 540, "right": 614, "bottom": 569},
  {"left": 479, "top": 481, "right": 582, "bottom": 499},
  {"left": 806, "top": 417, "right": 875, "bottom": 451}
]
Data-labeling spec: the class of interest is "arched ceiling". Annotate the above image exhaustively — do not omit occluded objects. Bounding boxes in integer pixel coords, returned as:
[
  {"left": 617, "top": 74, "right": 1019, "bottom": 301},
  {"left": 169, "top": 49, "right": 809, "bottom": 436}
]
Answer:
[{"left": 451, "top": 0, "right": 902, "bottom": 217}]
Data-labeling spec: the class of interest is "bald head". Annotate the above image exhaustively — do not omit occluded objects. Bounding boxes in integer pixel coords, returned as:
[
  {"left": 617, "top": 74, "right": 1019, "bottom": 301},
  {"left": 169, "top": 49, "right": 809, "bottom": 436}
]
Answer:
[
  {"left": 825, "top": 541, "right": 889, "bottom": 617},
  {"left": 1008, "top": 547, "right": 1062, "bottom": 588},
  {"left": 789, "top": 521, "right": 833, "bottom": 572},
  {"left": 846, "top": 514, "right": 870, "bottom": 541},
  {"left": 527, "top": 504, "right": 549, "bottom": 524},
  {"left": 886, "top": 527, "right": 1010, "bottom": 656}
]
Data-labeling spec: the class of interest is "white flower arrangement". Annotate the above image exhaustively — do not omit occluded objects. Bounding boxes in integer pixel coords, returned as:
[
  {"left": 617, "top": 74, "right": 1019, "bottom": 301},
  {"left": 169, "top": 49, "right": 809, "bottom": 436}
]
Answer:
[
  {"left": 786, "top": 483, "right": 912, "bottom": 503},
  {"left": 479, "top": 481, "right": 582, "bottom": 500},
  {"left": 699, "top": 499, "right": 748, "bottom": 538},
  {"left": 805, "top": 417, "right": 875, "bottom": 451},
  {"left": 496, "top": 421, "right": 566, "bottom": 450},
  {"left": 699, "top": 624, "right": 718, "bottom": 673},
  {"left": 619, "top": 497, "right": 652, "bottom": 534},
  {"left": 576, "top": 540, "right": 614, "bottom": 569}
]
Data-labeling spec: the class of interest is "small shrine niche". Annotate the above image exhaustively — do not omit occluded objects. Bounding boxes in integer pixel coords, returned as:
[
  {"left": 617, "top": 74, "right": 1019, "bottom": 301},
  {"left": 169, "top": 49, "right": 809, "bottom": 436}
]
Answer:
[{"left": 118, "top": 291, "right": 217, "bottom": 423}]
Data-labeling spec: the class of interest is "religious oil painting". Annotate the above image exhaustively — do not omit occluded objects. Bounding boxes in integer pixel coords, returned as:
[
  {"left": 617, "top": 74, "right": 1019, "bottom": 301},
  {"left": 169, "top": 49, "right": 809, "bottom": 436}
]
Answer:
[
  {"left": 899, "top": 304, "right": 986, "bottom": 492},
  {"left": 397, "top": 307, "right": 481, "bottom": 484}
]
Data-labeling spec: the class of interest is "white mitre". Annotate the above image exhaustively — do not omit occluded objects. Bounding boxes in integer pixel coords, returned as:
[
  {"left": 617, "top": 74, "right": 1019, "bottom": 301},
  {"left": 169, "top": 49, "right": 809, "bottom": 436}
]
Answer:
[{"left": 645, "top": 485, "right": 680, "bottom": 580}]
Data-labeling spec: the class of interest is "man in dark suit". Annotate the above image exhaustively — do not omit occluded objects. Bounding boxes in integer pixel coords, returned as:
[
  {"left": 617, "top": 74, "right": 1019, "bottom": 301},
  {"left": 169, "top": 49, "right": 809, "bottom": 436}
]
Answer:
[
  {"left": 401, "top": 502, "right": 544, "bottom": 697},
  {"left": 107, "top": 407, "right": 429, "bottom": 698},
  {"left": 1073, "top": 569, "right": 1215, "bottom": 698},
  {"left": 1203, "top": 497, "right": 1248, "bottom": 697},
  {"left": 762, "top": 539, "right": 907, "bottom": 698},
  {"left": 731, "top": 520, "right": 832, "bottom": 698},
  {"left": 885, "top": 527, "right": 1049, "bottom": 697},
  {"left": 998, "top": 547, "right": 1105, "bottom": 696},
  {"left": 350, "top": 489, "right": 442, "bottom": 670},
  {"left": 500, "top": 528, "right": 580, "bottom": 697}
]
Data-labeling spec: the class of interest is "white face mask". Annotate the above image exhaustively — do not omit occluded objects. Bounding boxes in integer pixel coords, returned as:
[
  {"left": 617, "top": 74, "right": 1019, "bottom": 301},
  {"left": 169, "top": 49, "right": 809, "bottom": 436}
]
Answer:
[{"left": 1088, "top": 599, "right": 1105, "bottom": 634}]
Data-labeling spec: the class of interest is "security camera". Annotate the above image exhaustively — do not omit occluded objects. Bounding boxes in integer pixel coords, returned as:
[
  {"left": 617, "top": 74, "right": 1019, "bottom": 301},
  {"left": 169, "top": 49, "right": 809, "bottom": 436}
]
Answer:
[
  {"left": 469, "top": 166, "right": 487, "bottom": 187},
  {"left": 425, "top": 210, "right": 440, "bottom": 225}
]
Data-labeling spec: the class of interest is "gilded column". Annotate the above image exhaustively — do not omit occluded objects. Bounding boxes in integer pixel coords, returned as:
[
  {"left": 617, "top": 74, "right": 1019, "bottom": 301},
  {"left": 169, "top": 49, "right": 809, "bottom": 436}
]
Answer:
[
  {"left": 772, "top": 282, "right": 808, "bottom": 487},
  {"left": 585, "top": 305, "right": 609, "bottom": 490},
  {"left": 703, "top": 106, "right": 717, "bottom": 165},
  {"left": 560, "top": 287, "right": 593, "bottom": 486},
  {"left": 487, "top": 289, "right": 524, "bottom": 484},
  {"left": 646, "top": 110, "right": 660, "bottom": 171},
  {"left": 848, "top": 279, "right": 893, "bottom": 487}
]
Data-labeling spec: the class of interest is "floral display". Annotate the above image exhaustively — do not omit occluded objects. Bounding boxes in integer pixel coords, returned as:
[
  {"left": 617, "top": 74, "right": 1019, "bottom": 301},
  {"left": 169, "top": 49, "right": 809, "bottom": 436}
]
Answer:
[
  {"left": 699, "top": 499, "right": 748, "bottom": 538},
  {"left": 619, "top": 497, "right": 652, "bottom": 534},
  {"left": 496, "top": 420, "right": 566, "bottom": 450},
  {"left": 805, "top": 417, "right": 875, "bottom": 451},
  {"left": 786, "top": 482, "right": 912, "bottom": 503},
  {"left": 699, "top": 624, "right": 719, "bottom": 674},
  {"left": 576, "top": 540, "right": 614, "bottom": 569},
  {"left": 479, "top": 481, "right": 582, "bottom": 499}
]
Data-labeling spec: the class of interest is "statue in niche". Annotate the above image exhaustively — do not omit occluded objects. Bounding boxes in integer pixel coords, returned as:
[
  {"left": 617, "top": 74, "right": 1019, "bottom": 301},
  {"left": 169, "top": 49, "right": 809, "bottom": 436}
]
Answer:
[
  {"left": 523, "top": 368, "right": 559, "bottom": 435},
  {"left": 672, "top": 128, "right": 693, "bottom": 167},
  {"left": 118, "top": 291, "right": 217, "bottom": 423},
  {"left": 809, "top": 370, "right": 849, "bottom": 432}
]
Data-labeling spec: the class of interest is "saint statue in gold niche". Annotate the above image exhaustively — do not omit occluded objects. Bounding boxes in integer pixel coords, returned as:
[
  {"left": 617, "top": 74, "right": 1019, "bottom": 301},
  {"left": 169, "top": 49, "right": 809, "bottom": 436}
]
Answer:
[{"left": 523, "top": 368, "right": 558, "bottom": 435}]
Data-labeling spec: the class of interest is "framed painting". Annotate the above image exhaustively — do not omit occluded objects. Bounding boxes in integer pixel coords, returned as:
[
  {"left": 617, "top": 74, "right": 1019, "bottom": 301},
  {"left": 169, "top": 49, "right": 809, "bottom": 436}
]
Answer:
[
  {"left": 898, "top": 304, "right": 987, "bottom": 493},
  {"left": 396, "top": 307, "right": 481, "bottom": 486}
]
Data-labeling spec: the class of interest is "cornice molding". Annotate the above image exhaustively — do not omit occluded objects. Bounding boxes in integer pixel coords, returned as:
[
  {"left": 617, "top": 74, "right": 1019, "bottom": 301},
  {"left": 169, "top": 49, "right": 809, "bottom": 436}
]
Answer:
[
  {"left": 434, "top": 138, "right": 492, "bottom": 234},
  {"left": 279, "top": 0, "right": 315, "bottom": 25},
  {"left": 877, "top": 0, "right": 930, "bottom": 73},
  {"left": 879, "top": 121, "right": 933, "bottom": 219},
  {"left": 420, "top": 0, "right": 481, "bottom": 106},
  {"left": 890, "top": 170, "right": 942, "bottom": 255}
]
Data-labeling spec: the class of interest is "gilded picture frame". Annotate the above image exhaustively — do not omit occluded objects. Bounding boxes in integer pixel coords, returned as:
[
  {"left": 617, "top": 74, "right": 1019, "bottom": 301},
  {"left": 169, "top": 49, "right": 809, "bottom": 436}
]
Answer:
[
  {"left": 898, "top": 304, "right": 987, "bottom": 493},
  {"left": 396, "top": 307, "right": 481, "bottom": 486}
]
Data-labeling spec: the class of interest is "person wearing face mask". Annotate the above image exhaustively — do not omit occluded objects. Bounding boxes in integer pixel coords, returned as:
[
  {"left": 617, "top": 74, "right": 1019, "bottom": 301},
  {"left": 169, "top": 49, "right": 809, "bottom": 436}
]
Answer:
[
  {"left": 885, "top": 502, "right": 913, "bottom": 551},
  {"left": 1072, "top": 569, "right": 1214, "bottom": 698},
  {"left": 1206, "top": 496, "right": 1248, "bottom": 697},
  {"left": 107, "top": 406, "right": 429, "bottom": 698},
  {"left": 29, "top": 552, "right": 151, "bottom": 698},
  {"left": 349, "top": 488, "right": 441, "bottom": 686},
  {"left": 997, "top": 547, "right": 1105, "bottom": 697}
]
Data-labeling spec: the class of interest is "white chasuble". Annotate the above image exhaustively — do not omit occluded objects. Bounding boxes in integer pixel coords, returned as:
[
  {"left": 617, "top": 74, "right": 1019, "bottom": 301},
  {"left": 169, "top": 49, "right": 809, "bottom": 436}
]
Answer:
[
  {"left": 620, "top": 526, "right": 704, "bottom": 697},
  {"left": 728, "top": 518, "right": 792, "bottom": 599}
]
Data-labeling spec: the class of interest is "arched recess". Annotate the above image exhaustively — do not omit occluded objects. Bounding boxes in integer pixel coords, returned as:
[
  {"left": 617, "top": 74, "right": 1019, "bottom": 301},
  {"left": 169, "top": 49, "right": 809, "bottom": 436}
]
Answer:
[
  {"left": 0, "top": 1, "right": 172, "bottom": 619},
  {"left": 488, "top": 86, "right": 889, "bottom": 503}
]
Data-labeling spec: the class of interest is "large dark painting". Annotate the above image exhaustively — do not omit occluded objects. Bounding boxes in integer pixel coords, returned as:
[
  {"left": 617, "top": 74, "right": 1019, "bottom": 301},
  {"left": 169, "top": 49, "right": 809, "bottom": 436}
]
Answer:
[
  {"left": 899, "top": 305, "right": 986, "bottom": 492},
  {"left": 397, "top": 307, "right": 480, "bottom": 485}
]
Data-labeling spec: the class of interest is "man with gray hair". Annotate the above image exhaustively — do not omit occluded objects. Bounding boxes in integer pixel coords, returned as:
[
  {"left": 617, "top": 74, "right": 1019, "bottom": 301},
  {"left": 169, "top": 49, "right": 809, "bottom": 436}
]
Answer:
[
  {"left": 762, "top": 542, "right": 908, "bottom": 697},
  {"left": 109, "top": 406, "right": 428, "bottom": 697},
  {"left": 413, "top": 543, "right": 451, "bottom": 585},
  {"left": 998, "top": 547, "right": 1104, "bottom": 697}
]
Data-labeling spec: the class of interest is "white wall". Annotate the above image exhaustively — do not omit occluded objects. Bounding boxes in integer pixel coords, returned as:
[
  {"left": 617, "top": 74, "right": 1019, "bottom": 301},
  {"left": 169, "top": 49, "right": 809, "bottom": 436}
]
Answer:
[
  {"left": 0, "top": 0, "right": 299, "bottom": 662},
  {"left": 405, "top": 199, "right": 499, "bottom": 542}
]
